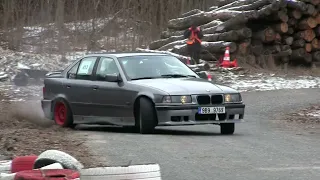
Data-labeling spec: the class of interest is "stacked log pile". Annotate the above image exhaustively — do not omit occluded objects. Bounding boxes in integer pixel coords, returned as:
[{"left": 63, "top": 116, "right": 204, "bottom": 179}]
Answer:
[{"left": 143, "top": 0, "right": 320, "bottom": 69}]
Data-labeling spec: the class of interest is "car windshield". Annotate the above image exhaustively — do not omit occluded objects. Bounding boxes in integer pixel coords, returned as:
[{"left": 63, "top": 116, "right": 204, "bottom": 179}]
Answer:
[{"left": 118, "top": 55, "right": 198, "bottom": 80}]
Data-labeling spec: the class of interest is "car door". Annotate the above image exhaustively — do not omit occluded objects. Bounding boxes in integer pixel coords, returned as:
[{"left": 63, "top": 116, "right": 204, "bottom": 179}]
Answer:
[
  {"left": 64, "top": 56, "right": 99, "bottom": 117},
  {"left": 90, "top": 57, "right": 136, "bottom": 126}
]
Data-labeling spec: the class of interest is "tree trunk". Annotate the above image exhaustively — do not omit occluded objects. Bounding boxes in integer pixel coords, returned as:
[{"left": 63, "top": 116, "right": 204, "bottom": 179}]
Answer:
[
  {"left": 298, "top": 17, "right": 317, "bottom": 30},
  {"left": 200, "top": 20, "right": 223, "bottom": 29},
  {"left": 167, "top": 12, "right": 213, "bottom": 31},
  {"left": 271, "top": 22, "right": 288, "bottom": 33},
  {"left": 292, "top": 39, "right": 306, "bottom": 48},
  {"left": 294, "top": 30, "right": 316, "bottom": 42},
  {"left": 225, "top": 0, "right": 273, "bottom": 11},
  {"left": 252, "top": 27, "right": 276, "bottom": 43},
  {"left": 149, "top": 36, "right": 184, "bottom": 50},
  {"left": 283, "top": 36, "right": 294, "bottom": 45},
  {"left": 289, "top": 10, "right": 302, "bottom": 19},
  {"left": 287, "top": 0, "right": 308, "bottom": 12},
  {"left": 213, "top": 0, "right": 265, "bottom": 11},
  {"left": 271, "top": 10, "right": 289, "bottom": 22},
  {"left": 257, "top": 1, "right": 281, "bottom": 17},
  {"left": 264, "top": 45, "right": 281, "bottom": 54},
  {"left": 304, "top": 4, "right": 316, "bottom": 15},
  {"left": 312, "top": 51, "right": 320, "bottom": 61},
  {"left": 188, "top": 63, "right": 211, "bottom": 71},
  {"left": 287, "top": 28, "right": 294, "bottom": 35},
  {"left": 171, "top": 41, "right": 237, "bottom": 55},
  {"left": 180, "top": 9, "right": 203, "bottom": 18},
  {"left": 275, "top": 33, "right": 282, "bottom": 44},
  {"left": 311, "top": 38, "right": 319, "bottom": 50},
  {"left": 305, "top": 43, "right": 313, "bottom": 52},
  {"left": 288, "top": 18, "right": 297, "bottom": 27},
  {"left": 158, "top": 40, "right": 186, "bottom": 51},
  {"left": 291, "top": 48, "right": 312, "bottom": 62}
]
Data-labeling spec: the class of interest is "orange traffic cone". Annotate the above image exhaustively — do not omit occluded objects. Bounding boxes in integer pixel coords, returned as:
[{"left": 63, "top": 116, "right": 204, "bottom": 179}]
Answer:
[{"left": 221, "top": 47, "right": 231, "bottom": 68}]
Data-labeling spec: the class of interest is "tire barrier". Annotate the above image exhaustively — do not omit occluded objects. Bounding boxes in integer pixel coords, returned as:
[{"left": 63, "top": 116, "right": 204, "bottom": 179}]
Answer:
[
  {"left": 33, "top": 150, "right": 83, "bottom": 171},
  {"left": 11, "top": 155, "right": 38, "bottom": 173},
  {"left": 0, "top": 150, "right": 162, "bottom": 180},
  {"left": 80, "top": 164, "right": 162, "bottom": 180}
]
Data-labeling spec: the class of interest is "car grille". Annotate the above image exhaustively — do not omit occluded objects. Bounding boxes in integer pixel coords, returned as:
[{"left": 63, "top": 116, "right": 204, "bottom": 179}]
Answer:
[
  {"left": 196, "top": 95, "right": 210, "bottom": 105},
  {"left": 211, "top": 95, "right": 223, "bottom": 104},
  {"left": 196, "top": 94, "right": 223, "bottom": 105}
]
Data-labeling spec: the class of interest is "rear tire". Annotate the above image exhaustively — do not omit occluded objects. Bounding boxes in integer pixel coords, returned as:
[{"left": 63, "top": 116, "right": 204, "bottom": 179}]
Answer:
[
  {"left": 53, "top": 99, "right": 75, "bottom": 128},
  {"left": 136, "top": 97, "right": 157, "bottom": 134},
  {"left": 220, "top": 123, "right": 235, "bottom": 135}
]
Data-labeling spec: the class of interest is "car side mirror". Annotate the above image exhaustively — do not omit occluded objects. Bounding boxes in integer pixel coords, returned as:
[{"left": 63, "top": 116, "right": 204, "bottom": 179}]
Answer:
[
  {"left": 196, "top": 71, "right": 208, "bottom": 79},
  {"left": 105, "top": 74, "right": 122, "bottom": 82}
]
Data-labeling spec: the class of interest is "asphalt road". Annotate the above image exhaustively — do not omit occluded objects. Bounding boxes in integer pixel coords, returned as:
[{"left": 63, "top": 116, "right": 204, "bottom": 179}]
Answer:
[{"left": 81, "top": 88, "right": 320, "bottom": 180}]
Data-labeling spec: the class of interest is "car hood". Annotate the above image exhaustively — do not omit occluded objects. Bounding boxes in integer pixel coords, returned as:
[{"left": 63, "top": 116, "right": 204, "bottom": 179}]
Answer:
[{"left": 129, "top": 78, "right": 238, "bottom": 95}]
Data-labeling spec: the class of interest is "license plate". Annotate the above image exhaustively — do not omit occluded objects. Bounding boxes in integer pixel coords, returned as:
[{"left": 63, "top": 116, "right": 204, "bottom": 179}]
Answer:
[{"left": 198, "top": 107, "right": 225, "bottom": 114}]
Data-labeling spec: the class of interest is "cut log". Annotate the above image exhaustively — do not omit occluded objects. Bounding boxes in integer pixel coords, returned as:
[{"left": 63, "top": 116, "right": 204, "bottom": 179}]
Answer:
[
  {"left": 212, "top": 10, "right": 259, "bottom": 22},
  {"left": 305, "top": 43, "right": 313, "bottom": 52},
  {"left": 289, "top": 10, "right": 302, "bottom": 19},
  {"left": 149, "top": 36, "right": 184, "bottom": 50},
  {"left": 302, "top": 0, "right": 320, "bottom": 6},
  {"left": 158, "top": 40, "right": 186, "bottom": 51},
  {"left": 274, "top": 33, "right": 282, "bottom": 44},
  {"left": 287, "top": 18, "right": 297, "bottom": 27},
  {"left": 315, "top": 14, "right": 320, "bottom": 24},
  {"left": 264, "top": 45, "right": 281, "bottom": 54},
  {"left": 304, "top": 4, "right": 316, "bottom": 15},
  {"left": 246, "top": 54, "right": 256, "bottom": 65},
  {"left": 237, "top": 39, "right": 251, "bottom": 55},
  {"left": 252, "top": 27, "right": 276, "bottom": 43},
  {"left": 225, "top": 0, "right": 273, "bottom": 11},
  {"left": 294, "top": 30, "right": 316, "bottom": 42},
  {"left": 283, "top": 36, "right": 294, "bottom": 45},
  {"left": 167, "top": 12, "right": 213, "bottom": 30},
  {"left": 200, "top": 20, "right": 223, "bottom": 29},
  {"left": 171, "top": 41, "right": 237, "bottom": 55},
  {"left": 315, "top": 25, "right": 320, "bottom": 37},
  {"left": 311, "top": 38, "right": 319, "bottom": 50},
  {"left": 180, "top": 9, "right": 203, "bottom": 18},
  {"left": 208, "top": 13, "right": 250, "bottom": 33},
  {"left": 274, "top": 46, "right": 292, "bottom": 57},
  {"left": 291, "top": 48, "right": 312, "bottom": 62},
  {"left": 251, "top": 40, "right": 263, "bottom": 56},
  {"left": 312, "top": 51, "right": 320, "bottom": 61},
  {"left": 287, "top": 0, "right": 308, "bottom": 12},
  {"left": 292, "top": 39, "right": 306, "bottom": 48},
  {"left": 271, "top": 10, "right": 289, "bottom": 22},
  {"left": 298, "top": 17, "right": 317, "bottom": 30},
  {"left": 271, "top": 22, "right": 288, "bottom": 33},
  {"left": 304, "top": 29, "right": 316, "bottom": 42},
  {"left": 213, "top": 0, "right": 266, "bottom": 11},
  {"left": 257, "top": 1, "right": 281, "bottom": 17},
  {"left": 287, "top": 28, "right": 294, "bottom": 35},
  {"left": 203, "top": 28, "right": 251, "bottom": 42}
]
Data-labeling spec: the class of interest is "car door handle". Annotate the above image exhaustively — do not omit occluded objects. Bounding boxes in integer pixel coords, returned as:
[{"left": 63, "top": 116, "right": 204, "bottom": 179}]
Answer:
[{"left": 92, "top": 85, "right": 99, "bottom": 90}]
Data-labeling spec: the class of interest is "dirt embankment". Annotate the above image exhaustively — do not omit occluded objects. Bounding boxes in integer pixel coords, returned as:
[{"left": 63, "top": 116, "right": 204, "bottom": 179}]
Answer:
[{"left": 0, "top": 93, "right": 102, "bottom": 167}]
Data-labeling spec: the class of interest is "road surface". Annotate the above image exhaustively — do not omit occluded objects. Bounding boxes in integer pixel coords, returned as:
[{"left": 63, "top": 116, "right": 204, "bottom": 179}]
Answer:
[{"left": 80, "top": 88, "right": 320, "bottom": 180}]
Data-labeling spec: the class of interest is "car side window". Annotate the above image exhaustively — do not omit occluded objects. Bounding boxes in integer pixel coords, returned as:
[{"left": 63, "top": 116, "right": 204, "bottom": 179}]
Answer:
[
  {"left": 67, "top": 62, "right": 80, "bottom": 79},
  {"left": 76, "top": 57, "right": 97, "bottom": 80},
  {"left": 96, "top": 57, "right": 120, "bottom": 81}
]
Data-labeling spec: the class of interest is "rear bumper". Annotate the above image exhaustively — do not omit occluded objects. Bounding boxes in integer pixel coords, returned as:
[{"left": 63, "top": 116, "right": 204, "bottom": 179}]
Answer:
[
  {"left": 155, "top": 103, "right": 245, "bottom": 126},
  {"left": 41, "top": 99, "right": 52, "bottom": 120}
]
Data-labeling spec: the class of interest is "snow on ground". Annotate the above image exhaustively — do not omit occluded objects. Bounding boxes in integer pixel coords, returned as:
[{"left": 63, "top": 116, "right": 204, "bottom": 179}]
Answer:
[{"left": 213, "top": 69, "right": 320, "bottom": 92}]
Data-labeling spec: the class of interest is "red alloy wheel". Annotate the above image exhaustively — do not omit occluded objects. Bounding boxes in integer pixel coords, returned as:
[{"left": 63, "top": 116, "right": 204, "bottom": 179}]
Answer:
[{"left": 54, "top": 102, "right": 67, "bottom": 126}]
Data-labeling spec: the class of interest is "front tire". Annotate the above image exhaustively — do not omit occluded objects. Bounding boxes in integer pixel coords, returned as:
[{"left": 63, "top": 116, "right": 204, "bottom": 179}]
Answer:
[
  {"left": 136, "top": 97, "right": 157, "bottom": 134},
  {"left": 53, "top": 99, "right": 75, "bottom": 128},
  {"left": 220, "top": 123, "right": 235, "bottom": 135}
]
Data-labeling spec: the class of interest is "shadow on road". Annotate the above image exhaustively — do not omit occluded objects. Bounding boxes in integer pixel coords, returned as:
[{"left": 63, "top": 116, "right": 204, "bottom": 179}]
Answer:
[{"left": 75, "top": 125, "right": 242, "bottom": 136}]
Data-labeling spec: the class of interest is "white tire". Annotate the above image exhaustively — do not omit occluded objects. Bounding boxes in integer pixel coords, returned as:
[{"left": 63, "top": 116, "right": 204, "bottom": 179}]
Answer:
[
  {"left": 80, "top": 164, "right": 162, "bottom": 180},
  {"left": 0, "top": 161, "right": 11, "bottom": 174},
  {"left": 0, "top": 172, "right": 15, "bottom": 180},
  {"left": 33, "top": 150, "right": 84, "bottom": 170}
]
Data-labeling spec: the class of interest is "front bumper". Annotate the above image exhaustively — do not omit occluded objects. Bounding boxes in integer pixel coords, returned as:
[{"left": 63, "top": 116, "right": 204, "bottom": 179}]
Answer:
[
  {"left": 155, "top": 103, "right": 245, "bottom": 126},
  {"left": 41, "top": 99, "right": 53, "bottom": 120}
]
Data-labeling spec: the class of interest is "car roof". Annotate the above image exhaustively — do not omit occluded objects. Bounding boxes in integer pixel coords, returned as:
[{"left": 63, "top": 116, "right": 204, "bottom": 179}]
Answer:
[{"left": 84, "top": 52, "right": 169, "bottom": 58}]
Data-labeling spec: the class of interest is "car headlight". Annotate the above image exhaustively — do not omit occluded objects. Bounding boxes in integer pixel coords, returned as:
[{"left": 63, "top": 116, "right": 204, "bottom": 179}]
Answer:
[
  {"left": 224, "top": 93, "right": 242, "bottom": 103},
  {"left": 162, "top": 95, "right": 192, "bottom": 104}
]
